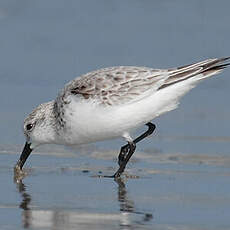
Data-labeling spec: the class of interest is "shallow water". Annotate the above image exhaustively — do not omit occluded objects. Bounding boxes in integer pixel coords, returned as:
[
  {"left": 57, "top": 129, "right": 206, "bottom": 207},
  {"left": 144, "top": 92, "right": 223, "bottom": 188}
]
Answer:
[
  {"left": 1, "top": 0, "right": 230, "bottom": 229},
  {"left": 1, "top": 143, "right": 230, "bottom": 230}
]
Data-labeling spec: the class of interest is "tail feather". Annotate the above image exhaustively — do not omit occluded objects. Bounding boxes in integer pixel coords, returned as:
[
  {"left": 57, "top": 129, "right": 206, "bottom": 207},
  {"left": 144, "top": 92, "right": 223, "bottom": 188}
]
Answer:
[
  {"left": 159, "top": 57, "right": 230, "bottom": 90},
  {"left": 201, "top": 59, "right": 230, "bottom": 77}
]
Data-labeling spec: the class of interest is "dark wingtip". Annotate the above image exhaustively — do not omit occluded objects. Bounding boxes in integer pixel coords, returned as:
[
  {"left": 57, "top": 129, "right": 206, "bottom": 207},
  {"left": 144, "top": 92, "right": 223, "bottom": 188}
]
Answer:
[
  {"left": 207, "top": 62, "right": 230, "bottom": 71},
  {"left": 202, "top": 57, "right": 230, "bottom": 72},
  {"left": 218, "top": 56, "right": 230, "bottom": 62}
]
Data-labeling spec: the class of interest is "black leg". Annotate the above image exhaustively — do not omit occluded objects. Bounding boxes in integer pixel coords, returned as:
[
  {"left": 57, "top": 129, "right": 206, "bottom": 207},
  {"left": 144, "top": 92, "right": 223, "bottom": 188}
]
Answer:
[
  {"left": 118, "top": 122, "right": 156, "bottom": 167},
  {"left": 118, "top": 145, "right": 130, "bottom": 167},
  {"left": 114, "top": 142, "right": 136, "bottom": 178},
  {"left": 115, "top": 122, "right": 156, "bottom": 177}
]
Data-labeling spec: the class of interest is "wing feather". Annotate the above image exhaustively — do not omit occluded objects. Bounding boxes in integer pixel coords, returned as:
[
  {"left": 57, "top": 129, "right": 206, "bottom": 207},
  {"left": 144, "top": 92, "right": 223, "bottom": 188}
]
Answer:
[
  {"left": 63, "top": 66, "right": 167, "bottom": 105},
  {"left": 55, "top": 57, "right": 230, "bottom": 108}
]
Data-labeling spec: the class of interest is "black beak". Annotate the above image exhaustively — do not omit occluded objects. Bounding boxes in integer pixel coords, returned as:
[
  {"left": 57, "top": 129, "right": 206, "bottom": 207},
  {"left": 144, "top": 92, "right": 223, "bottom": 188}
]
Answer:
[{"left": 15, "top": 142, "right": 33, "bottom": 170}]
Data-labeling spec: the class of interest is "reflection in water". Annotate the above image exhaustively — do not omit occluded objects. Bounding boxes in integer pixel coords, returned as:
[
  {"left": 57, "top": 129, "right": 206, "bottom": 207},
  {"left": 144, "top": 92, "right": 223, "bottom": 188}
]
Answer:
[
  {"left": 115, "top": 178, "right": 134, "bottom": 213},
  {"left": 15, "top": 180, "right": 32, "bottom": 229},
  {"left": 15, "top": 176, "right": 153, "bottom": 229},
  {"left": 115, "top": 178, "right": 153, "bottom": 229}
]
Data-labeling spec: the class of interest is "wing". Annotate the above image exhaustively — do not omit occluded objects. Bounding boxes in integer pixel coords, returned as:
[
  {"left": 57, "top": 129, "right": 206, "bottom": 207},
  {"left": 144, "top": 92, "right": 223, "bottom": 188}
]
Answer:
[
  {"left": 159, "top": 57, "right": 230, "bottom": 89},
  {"left": 61, "top": 66, "right": 168, "bottom": 105},
  {"left": 56, "top": 57, "right": 230, "bottom": 107}
]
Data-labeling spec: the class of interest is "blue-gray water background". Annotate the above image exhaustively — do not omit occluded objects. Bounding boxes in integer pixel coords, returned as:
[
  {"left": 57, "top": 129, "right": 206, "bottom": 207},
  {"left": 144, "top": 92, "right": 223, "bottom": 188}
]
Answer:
[
  {"left": 1, "top": 0, "right": 230, "bottom": 147},
  {"left": 0, "top": 0, "right": 230, "bottom": 229}
]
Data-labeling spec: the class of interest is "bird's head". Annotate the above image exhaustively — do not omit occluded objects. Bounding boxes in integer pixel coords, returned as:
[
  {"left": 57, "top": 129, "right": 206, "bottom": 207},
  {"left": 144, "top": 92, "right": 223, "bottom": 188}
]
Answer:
[{"left": 15, "top": 101, "right": 56, "bottom": 170}]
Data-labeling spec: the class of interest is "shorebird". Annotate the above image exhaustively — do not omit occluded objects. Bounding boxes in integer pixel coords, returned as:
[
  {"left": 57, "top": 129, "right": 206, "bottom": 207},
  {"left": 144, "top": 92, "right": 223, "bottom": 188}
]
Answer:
[{"left": 15, "top": 57, "right": 229, "bottom": 177}]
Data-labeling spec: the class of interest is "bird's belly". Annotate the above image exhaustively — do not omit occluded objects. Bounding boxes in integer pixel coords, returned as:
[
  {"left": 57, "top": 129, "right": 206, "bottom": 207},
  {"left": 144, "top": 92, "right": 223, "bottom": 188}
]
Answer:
[
  {"left": 60, "top": 101, "right": 134, "bottom": 145},
  {"left": 60, "top": 84, "right": 184, "bottom": 145}
]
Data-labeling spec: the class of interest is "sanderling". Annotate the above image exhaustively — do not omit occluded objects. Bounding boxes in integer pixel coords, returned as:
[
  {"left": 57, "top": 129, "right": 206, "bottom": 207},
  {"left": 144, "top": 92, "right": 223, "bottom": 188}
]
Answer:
[{"left": 15, "top": 57, "right": 229, "bottom": 177}]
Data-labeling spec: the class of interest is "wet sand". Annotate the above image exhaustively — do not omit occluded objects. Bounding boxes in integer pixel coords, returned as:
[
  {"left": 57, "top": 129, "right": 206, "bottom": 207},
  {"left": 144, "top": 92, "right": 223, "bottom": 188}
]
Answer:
[{"left": 1, "top": 141, "right": 230, "bottom": 230}]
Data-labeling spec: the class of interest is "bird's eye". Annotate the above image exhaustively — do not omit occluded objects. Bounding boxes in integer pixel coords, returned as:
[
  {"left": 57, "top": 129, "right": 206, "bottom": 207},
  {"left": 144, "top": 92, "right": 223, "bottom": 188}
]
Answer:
[{"left": 26, "top": 123, "right": 33, "bottom": 131}]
